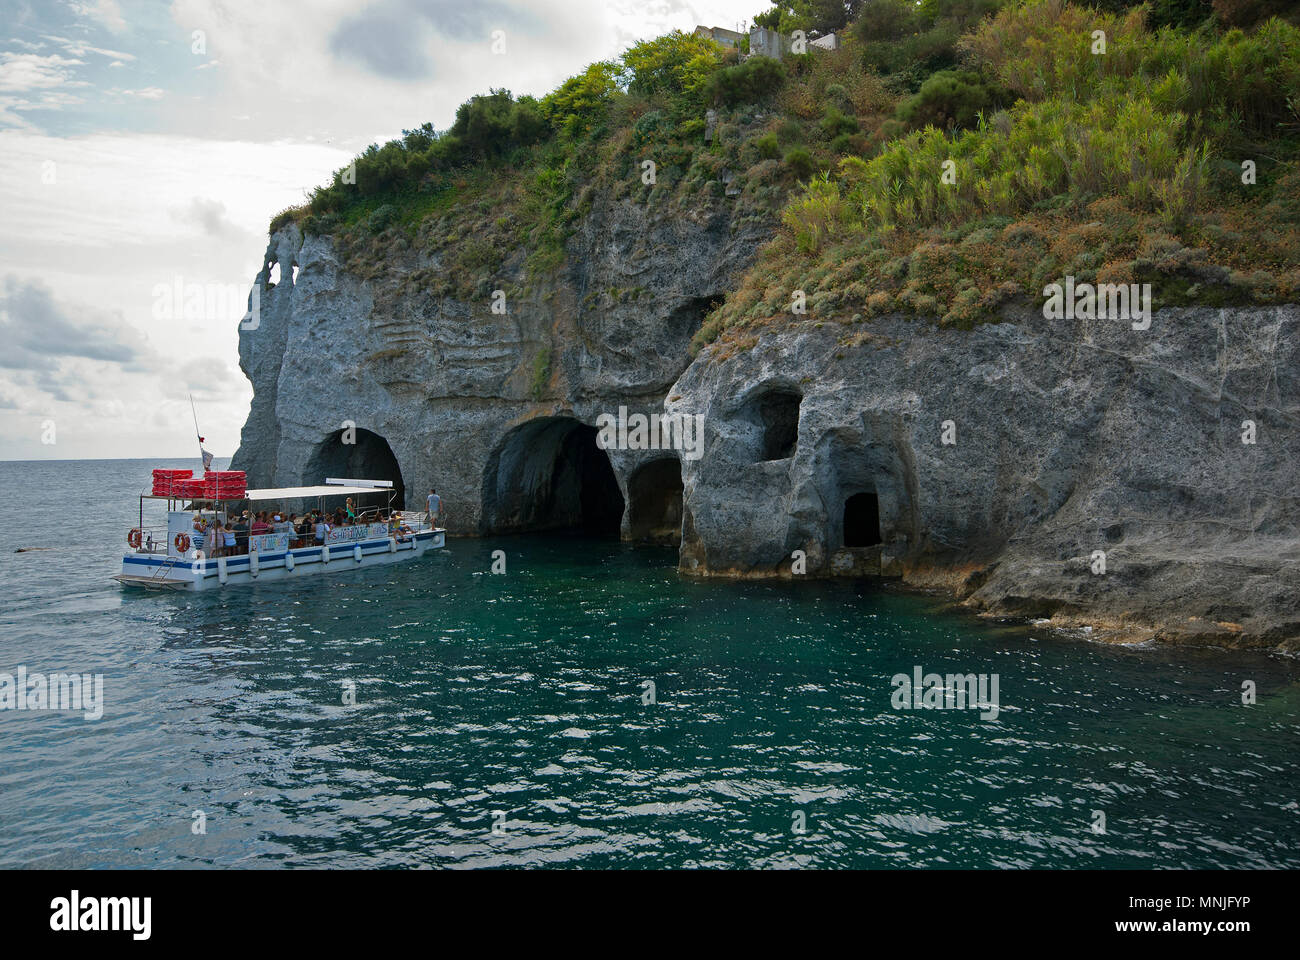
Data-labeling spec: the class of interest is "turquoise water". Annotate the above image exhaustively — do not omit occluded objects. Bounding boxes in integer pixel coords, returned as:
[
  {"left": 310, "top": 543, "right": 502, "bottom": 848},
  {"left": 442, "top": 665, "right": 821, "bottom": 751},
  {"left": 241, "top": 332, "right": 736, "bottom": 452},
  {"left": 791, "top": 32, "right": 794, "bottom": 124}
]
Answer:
[{"left": 1, "top": 458, "right": 1297, "bottom": 868}]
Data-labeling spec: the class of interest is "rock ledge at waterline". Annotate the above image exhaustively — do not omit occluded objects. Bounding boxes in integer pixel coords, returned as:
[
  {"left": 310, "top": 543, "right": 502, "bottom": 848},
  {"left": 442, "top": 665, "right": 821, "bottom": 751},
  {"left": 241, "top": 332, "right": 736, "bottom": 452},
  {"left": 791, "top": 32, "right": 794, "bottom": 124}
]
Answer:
[{"left": 232, "top": 224, "right": 1299, "bottom": 650}]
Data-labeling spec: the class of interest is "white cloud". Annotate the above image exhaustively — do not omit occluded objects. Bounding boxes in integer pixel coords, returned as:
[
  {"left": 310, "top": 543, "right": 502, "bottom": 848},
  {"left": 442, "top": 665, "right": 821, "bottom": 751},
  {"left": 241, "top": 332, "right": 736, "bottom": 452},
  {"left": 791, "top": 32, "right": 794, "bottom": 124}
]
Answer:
[
  {"left": 0, "top": 274, "right": 152, "bottom": 371},
  {"left": 0, "top": 130, "right": 348, "bottom": 248},
  {"left": 170, "top": 196, "right": 238, "bottom": 236},
  {"left": 0, "top": 52, "right": 86, "bottom": 92},
  {"left": 0, "top": 130, "right": 352, "bottom": 459},
  {"left": 0, "top": 0, "right": 760, "bottom": 458},
  {"left": 69, "top": 0, "right": 128, "bottom": 34},
  {"left": 40, "top": 33, "right": 137, "bottom": 61}
]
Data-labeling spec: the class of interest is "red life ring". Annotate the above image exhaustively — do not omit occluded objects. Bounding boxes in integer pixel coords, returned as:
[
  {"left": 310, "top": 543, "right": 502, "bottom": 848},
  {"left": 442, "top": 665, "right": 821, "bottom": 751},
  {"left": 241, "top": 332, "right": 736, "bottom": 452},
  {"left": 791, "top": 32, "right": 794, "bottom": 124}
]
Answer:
[
  {"left": 127, "top": 528, "right": 143, "bottom": 549},
  {"left": 174, "top": 533, "right": 191, "bottom": 552}
]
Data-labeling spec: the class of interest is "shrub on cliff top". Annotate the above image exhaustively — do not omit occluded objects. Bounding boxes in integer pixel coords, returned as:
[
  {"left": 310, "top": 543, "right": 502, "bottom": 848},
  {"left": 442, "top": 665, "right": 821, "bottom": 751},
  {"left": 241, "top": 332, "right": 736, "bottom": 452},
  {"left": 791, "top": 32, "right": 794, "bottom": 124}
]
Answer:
[
  {"left": 854, "top": 0, "right": 1004, "bottom": 83},
  {"left": 894, "top": 68, "right": 1011, "bottom": 132},
  {"left": 703, "top": 56, "right": 787, "bottom": 107},
  {"left": 268, "top": 206, "right": 299, "bottom": 234},
  {"left": 619, "top": 31, "right": 722, "bottom": 103},
  {"left": 784, "top": 147, "right": 815, "bottom": 179},
  {"left": 447, "top": 89, "right": 550, "bottom": 163},
  {"left": 753, "top": 0, "right": 857, "bottom": 36},
  {"left": 304, "top": 88, "right": 556, "bottom": 218},
  {"left": 541, "top": 62, "right": 621, "bottom": 139}
]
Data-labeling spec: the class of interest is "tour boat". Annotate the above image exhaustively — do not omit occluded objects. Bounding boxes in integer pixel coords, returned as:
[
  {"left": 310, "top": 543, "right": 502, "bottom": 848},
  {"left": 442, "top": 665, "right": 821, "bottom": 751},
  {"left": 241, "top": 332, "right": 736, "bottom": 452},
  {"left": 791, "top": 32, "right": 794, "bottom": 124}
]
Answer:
[{"left": 115, "top": 472, "right": 444, "bottom": 591}]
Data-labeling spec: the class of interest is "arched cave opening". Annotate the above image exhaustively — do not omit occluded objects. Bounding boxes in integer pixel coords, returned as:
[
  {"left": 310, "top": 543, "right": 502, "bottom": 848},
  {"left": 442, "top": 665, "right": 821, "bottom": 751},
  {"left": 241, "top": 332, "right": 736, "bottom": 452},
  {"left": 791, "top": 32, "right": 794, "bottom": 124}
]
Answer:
[
  {"left": 304, "top": 428, "right": 406, "bottom": 508},
  {"left": 481, "top": 417, "right": 625, "bottom": 537},
  {"left": 755, "top": 390, "right": 801, "bottom": 461},
  {"left": 843, "top": 492, "right": 882, "bottom": 548},
  {"left": 626, "top": 458, "right": 684, "bottom": 544}
]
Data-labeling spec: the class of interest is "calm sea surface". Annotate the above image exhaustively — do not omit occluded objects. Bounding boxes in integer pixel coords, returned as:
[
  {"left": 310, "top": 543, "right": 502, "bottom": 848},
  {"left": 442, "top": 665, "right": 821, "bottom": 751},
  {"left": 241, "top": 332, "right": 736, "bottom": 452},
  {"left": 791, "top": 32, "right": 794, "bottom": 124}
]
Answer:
[{"left": 0, "top": 458, "right": 1297, "bottom": 868}]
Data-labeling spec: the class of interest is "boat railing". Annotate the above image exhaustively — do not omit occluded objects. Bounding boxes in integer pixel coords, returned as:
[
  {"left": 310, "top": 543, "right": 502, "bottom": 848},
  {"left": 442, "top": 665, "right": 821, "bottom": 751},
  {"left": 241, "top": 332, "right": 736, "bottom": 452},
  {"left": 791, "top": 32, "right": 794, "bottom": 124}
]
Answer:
[
  {"left": 128, "top": 512, "right": 437, "bottom": 560},
  {"left": 128, "top": 526, "right": 171, "bottom": 555},
  {"left": 395, "top": 511, "right": 436, "bottom": 529}
]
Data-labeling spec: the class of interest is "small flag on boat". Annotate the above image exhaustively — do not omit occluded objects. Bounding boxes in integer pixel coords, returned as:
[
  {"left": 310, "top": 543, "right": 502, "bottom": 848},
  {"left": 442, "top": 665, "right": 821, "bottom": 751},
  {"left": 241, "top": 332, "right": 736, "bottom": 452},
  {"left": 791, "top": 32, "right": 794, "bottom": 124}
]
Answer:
[{"left": 201, "top": 447, "right": 213, "bottom": 471}]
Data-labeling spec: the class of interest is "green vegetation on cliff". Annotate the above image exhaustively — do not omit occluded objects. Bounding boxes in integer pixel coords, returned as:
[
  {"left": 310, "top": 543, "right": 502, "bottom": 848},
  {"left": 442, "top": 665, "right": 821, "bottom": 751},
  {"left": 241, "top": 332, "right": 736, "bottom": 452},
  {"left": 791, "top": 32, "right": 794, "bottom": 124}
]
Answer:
[
  {"left": 269, "top": 0, "right": 1300, "bottom": 350},
  {"left": 699, "top": 0, "right": 1300, "bottom": 346},
  {"left": 270, "top": 28, "right": 860, "bottom": 299}
]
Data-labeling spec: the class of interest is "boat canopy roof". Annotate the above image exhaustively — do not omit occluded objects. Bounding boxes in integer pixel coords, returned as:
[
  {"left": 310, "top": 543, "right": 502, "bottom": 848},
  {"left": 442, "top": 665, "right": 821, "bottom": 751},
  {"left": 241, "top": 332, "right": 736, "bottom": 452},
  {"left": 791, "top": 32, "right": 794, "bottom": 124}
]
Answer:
[
  {"left": 243, "top": 485, "right": 392, "bottom": 501},
  {"left": 139, "top": 480, "right": 395, "bottom": 502}
]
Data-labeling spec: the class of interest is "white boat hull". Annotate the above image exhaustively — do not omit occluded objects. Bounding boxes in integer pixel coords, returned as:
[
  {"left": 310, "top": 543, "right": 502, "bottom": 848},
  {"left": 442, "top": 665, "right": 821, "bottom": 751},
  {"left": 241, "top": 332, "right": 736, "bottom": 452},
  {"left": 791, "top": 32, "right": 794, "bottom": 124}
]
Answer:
[{"left": 115, "top": 529, "right": 443, "bottom": 591}]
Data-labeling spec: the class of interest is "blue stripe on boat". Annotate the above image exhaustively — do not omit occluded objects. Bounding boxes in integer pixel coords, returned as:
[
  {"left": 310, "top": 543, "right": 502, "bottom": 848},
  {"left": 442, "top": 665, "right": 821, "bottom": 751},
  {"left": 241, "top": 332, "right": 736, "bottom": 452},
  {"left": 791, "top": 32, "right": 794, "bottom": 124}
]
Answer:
[{"left": 122, "top": 534, "right": 437, "bottom": 578}]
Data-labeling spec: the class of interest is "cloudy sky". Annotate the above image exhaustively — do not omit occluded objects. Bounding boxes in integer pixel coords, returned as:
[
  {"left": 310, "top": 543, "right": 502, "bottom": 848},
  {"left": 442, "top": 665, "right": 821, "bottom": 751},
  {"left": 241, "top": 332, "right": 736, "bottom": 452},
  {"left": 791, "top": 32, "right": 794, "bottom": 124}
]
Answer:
[{"left": 0, "top": 0, "right": 757, "bottom": 460}]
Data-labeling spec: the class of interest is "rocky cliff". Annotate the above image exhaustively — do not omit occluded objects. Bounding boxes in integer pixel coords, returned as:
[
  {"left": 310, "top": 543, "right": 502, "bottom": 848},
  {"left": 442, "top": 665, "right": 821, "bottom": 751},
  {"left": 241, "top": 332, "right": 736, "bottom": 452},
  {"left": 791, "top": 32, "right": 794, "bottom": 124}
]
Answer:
[
  {"left": 668, "top": 305, "right": 1299, "bottom": 649},
  {"left": 230, "top": 3, "right": 1300, "bottom": 652},
  {"left": 233, "top": 208, "right": 1298, "bottom": 651},
  {"left": 233, "top": 188, "right": 771, "bottom": 538}
]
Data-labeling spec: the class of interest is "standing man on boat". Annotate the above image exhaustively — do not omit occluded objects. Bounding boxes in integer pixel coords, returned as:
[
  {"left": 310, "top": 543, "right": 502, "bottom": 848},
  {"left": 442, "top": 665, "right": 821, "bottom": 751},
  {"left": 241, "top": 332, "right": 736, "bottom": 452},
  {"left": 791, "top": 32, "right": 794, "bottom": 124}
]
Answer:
[{"left": 426, "top": 488, "right": 441, "bottom": 528}]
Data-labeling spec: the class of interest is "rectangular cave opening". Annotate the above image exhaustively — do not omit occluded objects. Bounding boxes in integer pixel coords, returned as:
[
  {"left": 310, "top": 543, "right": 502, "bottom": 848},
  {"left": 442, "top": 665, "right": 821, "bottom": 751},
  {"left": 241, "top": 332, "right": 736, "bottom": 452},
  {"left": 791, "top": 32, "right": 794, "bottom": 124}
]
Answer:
[
  {"left": 758, "top": 391, "right": 801, "bottom": 461},
  {"left": 844, "top": 491, "right": 882, "bottom": 548}
]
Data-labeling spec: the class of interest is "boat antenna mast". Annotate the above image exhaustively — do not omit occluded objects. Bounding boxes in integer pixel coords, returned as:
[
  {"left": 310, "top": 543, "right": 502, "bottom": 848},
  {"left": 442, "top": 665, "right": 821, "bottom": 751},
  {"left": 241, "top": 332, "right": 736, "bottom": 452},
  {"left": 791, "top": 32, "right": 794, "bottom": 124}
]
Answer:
[{"left": 189, "top": 393, "right": 210, "bottom": 473}]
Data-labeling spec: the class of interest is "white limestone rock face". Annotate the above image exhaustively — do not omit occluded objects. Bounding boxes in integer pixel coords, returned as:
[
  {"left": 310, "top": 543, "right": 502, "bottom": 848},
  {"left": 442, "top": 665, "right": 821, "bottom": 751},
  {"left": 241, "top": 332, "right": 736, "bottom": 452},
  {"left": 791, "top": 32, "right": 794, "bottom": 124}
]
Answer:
[
  {"left": 232, "top": 194, "right": 770, "bottom": 535},
  {"left": 666, "top": 306, "right": 1300, "bottom": 649},
  {"left": 231, "top": 212, "right": 1298, "bottom": 649}
]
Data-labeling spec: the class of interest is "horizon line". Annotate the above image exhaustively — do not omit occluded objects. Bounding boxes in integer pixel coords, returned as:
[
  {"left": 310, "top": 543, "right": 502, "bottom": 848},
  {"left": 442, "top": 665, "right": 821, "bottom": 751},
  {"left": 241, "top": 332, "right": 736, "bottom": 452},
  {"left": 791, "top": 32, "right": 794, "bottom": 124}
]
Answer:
[{"left": 0, "top": 454, "right": 232, "bottom": 463}]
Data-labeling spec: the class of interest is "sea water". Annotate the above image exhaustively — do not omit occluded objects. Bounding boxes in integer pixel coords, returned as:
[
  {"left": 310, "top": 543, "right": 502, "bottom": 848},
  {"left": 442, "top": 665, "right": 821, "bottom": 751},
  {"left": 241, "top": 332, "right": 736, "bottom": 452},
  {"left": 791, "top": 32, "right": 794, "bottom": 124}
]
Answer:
[{"left": 0, "top": 458, "right": 1296, "bottom": 868}]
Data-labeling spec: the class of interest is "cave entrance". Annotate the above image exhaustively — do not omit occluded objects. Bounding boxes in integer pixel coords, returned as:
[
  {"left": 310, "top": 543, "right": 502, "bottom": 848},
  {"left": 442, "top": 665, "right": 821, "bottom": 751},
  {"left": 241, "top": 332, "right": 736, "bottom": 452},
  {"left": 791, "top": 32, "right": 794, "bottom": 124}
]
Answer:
[
  {"left": 743, "top": 389, "right": 801, "bottom": 462},
  {"left": 481, "top": 418, "right": 625, "bottom": 537},
  {"left": 844, "top": 492, "right": 882, "bottom": 547},
  {"left": 626, "top": 458, "right": 683, "bottom": 544},
  {"left": 304, "top": 427, "right": 406, "bottom": 508}
]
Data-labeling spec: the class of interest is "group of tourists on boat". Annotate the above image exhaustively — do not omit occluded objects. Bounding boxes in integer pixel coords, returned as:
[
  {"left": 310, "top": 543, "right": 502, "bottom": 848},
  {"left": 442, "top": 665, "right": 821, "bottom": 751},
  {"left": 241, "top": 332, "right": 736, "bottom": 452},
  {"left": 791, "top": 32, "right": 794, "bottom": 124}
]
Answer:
[{"left": 189, "top": 497, "right": 417, "bottom": 558}]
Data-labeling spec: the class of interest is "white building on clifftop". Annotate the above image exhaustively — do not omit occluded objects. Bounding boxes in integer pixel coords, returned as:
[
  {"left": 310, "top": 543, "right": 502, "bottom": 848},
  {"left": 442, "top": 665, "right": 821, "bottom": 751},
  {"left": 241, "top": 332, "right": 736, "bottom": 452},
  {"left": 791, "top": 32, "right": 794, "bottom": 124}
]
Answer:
[{"left": 695, "top": 24, "right": 839, "bottom": 61}]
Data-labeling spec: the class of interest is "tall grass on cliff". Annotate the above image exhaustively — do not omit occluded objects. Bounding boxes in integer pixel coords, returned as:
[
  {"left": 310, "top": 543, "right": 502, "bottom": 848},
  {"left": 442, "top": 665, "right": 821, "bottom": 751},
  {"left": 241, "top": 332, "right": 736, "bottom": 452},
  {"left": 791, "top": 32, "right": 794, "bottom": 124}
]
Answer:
[
  {"left": 695, "top": 0, "right": 1300, "bottom": 348},
  {"left": 832, "top": 93, "right": 1208, "bottom": 232}
]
